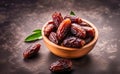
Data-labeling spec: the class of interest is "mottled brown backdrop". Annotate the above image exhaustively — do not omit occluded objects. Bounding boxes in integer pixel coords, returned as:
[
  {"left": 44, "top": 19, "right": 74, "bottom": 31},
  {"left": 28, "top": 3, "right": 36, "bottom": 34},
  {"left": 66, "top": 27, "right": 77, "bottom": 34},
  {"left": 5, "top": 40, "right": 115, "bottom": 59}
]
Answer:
[{"left": 0, "top": 0, "right": 120, "bottom": 74}]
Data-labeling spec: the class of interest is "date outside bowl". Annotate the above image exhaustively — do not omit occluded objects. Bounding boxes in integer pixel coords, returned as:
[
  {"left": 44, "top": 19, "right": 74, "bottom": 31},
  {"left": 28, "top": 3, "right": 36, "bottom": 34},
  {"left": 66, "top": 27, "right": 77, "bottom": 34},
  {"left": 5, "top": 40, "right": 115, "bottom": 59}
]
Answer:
[{"left": 42, "top": 19, "right": 98, "bottom": 58}]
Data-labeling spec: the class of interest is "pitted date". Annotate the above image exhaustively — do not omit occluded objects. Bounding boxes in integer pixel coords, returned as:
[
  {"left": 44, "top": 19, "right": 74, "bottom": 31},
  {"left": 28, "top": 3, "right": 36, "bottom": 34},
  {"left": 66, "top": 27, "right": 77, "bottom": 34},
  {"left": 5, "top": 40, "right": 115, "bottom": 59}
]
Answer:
[
  {"left": 62, "top": 37, "right": 85, "bottom": 48},
  {"left": 64, "top": 15, "right": 82, "bottom": 24},
  {"left": 71, "top": 23, "right": 86, "bottom": 38},
  {"left": 44, "top": 21, "right": 56, "bottom": 37},
  {"left": 23, "top": 44, "right": 41, "bottom": 59},
  {"left": 49, "top": 32, "right": 59, "bottom": 44},
  {"left": 56, "top": 18, "right": 71, "bottom": 41},
  {"left": 52, "top": 12, "right": 63, "bottom": 28},
  {"left": 49, "top": 59, "right": 72, "bottom": 72},
  {"left": 81, "top": 26, "right": 95, "bottom": 37}
]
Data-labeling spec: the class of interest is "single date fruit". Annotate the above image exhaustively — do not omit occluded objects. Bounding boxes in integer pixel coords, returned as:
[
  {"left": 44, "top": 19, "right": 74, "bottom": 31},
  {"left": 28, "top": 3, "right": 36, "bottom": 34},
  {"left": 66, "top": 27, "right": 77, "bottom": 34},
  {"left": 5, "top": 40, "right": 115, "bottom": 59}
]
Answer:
[
  {"left": 44, "top": 21, "right": 56, "bottom": 37},
  {"left": 81, "top": 26, "right": 95, "bottom": 37},
  {"left": 85, "top": 37, "right": 93, "bottom": 44},
  {"left": 56, "top": 18, "right": 71, "bottom": 41},
  {"left": 79, "top": 21, "right": 90, "bottom": 26},
  {"left": 23, "top": 44, "right": 41, "bottom": 59},
  {"left": 62, "top": 37, "right": 85, "bottom": 48},
  {"left": 49, "top": 32, "right": 59, "bottom": 44},
  {"left": 49, "top": 59, "right": 72, "bottom": 72},
  {"left": 64, "top": 15, "right": 82, "bottom": 24},
  {"left": 52, "top": 12, "right": 63, "bottom": 28},
  {"left": 71, "top": 23, "right": 86, "bottom": 38}
]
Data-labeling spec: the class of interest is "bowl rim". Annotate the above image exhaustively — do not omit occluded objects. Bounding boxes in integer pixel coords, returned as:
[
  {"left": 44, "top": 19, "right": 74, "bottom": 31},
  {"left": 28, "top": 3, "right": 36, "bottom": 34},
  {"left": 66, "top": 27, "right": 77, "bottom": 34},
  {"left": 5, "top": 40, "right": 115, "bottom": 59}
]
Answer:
[{"left": 42, "top": 18, "right": 98, "bottom": 51}]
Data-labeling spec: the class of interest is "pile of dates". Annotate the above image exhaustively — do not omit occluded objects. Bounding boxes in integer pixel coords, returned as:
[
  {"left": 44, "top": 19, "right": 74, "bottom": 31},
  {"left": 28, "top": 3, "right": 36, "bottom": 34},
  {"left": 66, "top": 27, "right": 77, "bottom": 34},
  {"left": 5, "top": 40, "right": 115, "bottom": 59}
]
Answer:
[{"left": 44, "top": 12, "right": 95, "bottom": 48}]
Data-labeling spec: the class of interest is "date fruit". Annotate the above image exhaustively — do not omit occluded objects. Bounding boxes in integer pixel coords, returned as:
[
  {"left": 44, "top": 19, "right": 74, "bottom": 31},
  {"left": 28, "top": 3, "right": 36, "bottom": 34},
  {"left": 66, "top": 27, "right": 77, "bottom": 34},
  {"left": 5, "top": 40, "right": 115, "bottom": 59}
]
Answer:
[
  {"left": 49, "top": 59, "right": 72, "bottom": 72},
  {"left": 44, "top": 21, "right": 56, "bottom": 37},
  {"left": 23, "top": 44, "right": 41, "bottom": 59},
  {"left": 81, "top": 26, "right": 95, "bottom": 37},
  {"left": 62, "top": 37, "right": 85, "bottom": 48},
  {"left": 79, "top": 21, "right": 90, "bottom": 26},
  {"left": 52, "top": 12, "right": 63, "bottom": 28},
  {"left": 64, "top": 15, "right": 82, "bottom": 24},
  {"left": 71, "top": 23, "right": 86, "bottom": 38},
  {"left": 85, "top": 37, "right": 93, "bottom": 44},
  {"left": 56, "top": 18, "right": 71, "bottom": 41},
  {"left": 49, "top": 32, "right": 59, "bottom": 44}
]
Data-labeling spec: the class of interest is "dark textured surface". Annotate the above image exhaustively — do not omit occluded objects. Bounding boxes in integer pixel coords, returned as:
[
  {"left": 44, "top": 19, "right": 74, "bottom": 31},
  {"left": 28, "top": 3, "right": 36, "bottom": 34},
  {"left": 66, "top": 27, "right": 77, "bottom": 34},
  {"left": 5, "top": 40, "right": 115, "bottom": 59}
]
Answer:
[{"left": 0, "top": 0, "right": 120, "bottom": 74}]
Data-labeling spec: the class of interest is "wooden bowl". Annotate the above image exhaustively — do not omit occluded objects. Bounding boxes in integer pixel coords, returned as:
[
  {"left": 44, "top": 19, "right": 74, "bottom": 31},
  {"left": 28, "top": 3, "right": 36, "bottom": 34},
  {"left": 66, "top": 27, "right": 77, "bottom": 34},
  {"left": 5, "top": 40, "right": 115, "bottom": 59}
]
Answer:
[{"left": 42, "top": 19, "right": 98, "bottom": 58}]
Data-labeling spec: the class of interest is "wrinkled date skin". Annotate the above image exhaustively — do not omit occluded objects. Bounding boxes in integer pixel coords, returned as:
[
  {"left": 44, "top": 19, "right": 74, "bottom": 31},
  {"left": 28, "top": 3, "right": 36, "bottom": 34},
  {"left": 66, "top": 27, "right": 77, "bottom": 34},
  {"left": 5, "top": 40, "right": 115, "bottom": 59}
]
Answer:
[
  {"left": 44, "top": 21, "right": 56, "bottom": 37},
  {"left": 79, "top": 21, "right": 90, "bottom": 26},
  {"left": 62, "top": 37, "right": 85, "bottom": 48},
  {"left": 56, "top": 18, "right": 71, "bottom": 41},
  {"left": 81, "top": 26, "right": 95, "bottom": 37},
  {"left": 71, "top": 23, "right": 86, "bottom": 38},
  {"left": 64, "top": 15, "right": 82, "bottom": 24},
  {"left": 52, "top": 12, "right": 63, "bottom": 28},
  {"left": 85, "top": 37, "right": 93, "bottom": 44},
  {"left": 49, "top": 59, "right": 72, "bottom": 72},
  {"left": 49, "top": 32, "right": 59, "bottom": 44},
  {"left": 23, "top": 44, "right": 41, "bottom": 59}
]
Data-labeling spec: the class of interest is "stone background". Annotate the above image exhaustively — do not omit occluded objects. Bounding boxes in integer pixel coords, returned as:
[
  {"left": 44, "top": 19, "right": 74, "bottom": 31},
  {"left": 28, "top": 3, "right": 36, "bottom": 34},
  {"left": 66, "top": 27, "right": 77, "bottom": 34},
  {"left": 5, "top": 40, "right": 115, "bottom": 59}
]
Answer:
[{"left": 0, "top": 0, "right": 120, "bottom": 74}]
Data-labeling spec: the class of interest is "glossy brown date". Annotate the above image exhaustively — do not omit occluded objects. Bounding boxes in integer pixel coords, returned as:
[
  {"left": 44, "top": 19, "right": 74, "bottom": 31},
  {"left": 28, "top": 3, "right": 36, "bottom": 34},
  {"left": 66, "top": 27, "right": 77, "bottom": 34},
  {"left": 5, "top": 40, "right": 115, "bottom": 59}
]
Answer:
[
  {"left": 23, "top": 44, "right": 41, "bottom": 59},
  {"left": 81, "top": 26, "right": 95, "bottom": 37},
  {"left": 49, "top": 32, "right": 59, "bottom": 44},
  {"left": 71, "top": 23, "right": 86, "bottom": 38},
  {"left": 44, "top": 21, "right": 56, "bottom": 37},
  {"left": 56, "top": 18, "right": 71, "bottom": 41},
  {"left": 85, "top": 37, "right": 93, "bottom": 44},
  {"left": 79, "top": 21, "right": 90, "bottom": 26},
  {"left": 62, "top": 37, "right": 85, "bottom": 48},
  {"left": 64, "top": 15, "right": 82, "bottom": 24},
  {"left": 52, "top": 12, "right": 63, "bottom": 28},
  {"left": 49, "top": 59, "right": 72, "bottom": 72}
]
